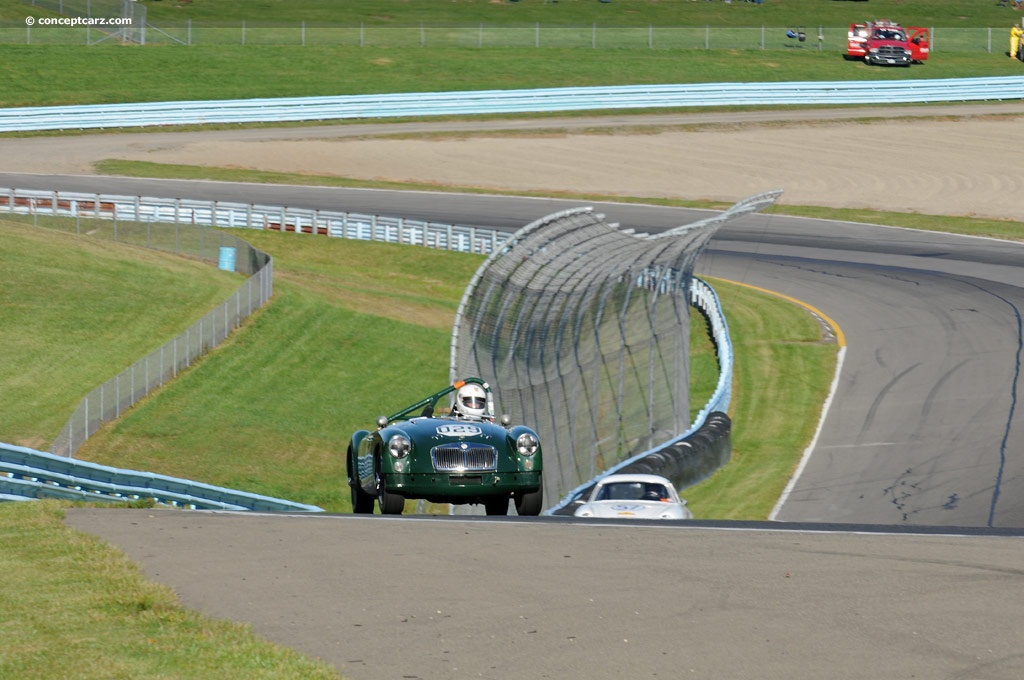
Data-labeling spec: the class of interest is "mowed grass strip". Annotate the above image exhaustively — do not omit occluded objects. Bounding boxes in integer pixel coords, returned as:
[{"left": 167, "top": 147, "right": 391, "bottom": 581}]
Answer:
[
  {"left": 684, "top": 278, "right": 837, "bottom": 520},
  {"left": 0, "top": 500, "right": 343, "bottom": 680},
  {"left": 124, "top": 0, "right": 1018, "bottom": 28},
  {"left": 0, "top": 217, "right": 243, "bottom": 448},
  {"left": 2, "top": 46, "right": 1023, "bottom": 109},
  {"left": 3, "top": 0, "right": 1013, "bottom": 29}
]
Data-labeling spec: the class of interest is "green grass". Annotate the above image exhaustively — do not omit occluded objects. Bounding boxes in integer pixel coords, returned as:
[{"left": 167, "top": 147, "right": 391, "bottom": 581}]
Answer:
[
  {"left": 0, "top": 213, "right": 786, "bottom": 517},
  {"left": 0, "top": 217, "right": 243, "bottom": 448},
  {"left": 2, "top": 46, "right": 1022, "bottom": 109},
  {"left": 684, "top": 279, "right": 836, "bottom": 519},
  {"left": 4, "top": 0, "right": 1017, "bottom": 28},
  {"left": 79, "top": 233, "right": 481, "bottom": 512},
  {"left": 0, "top": 499, "right": 343, "bottom": 680}
]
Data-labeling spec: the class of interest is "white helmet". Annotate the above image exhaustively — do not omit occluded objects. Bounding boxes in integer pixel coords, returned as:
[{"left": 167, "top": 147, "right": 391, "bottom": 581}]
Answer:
[{"left": 455, "top": 383, "right": 487, "bottom": 419}]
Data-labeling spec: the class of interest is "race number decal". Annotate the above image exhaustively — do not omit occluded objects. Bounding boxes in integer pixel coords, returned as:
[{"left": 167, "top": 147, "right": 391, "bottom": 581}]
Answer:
[{"left": 436, "top": 424, "right": 482, "bottom": 437}]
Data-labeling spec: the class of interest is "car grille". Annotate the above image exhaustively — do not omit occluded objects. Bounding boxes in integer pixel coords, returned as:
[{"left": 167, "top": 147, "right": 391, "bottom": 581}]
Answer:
[
  {"left": 431, "top": 444, "right": 498, "bottom": 471},
  {"left": 876, "top": 46, "right": 909, "bottom": 58}
]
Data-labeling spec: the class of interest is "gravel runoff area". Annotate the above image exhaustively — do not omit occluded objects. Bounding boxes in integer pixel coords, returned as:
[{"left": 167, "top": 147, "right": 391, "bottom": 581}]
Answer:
[
  {"left": 2, "top": 102, "right": 1024, "bottom": 221},
  {"left": 38, "top": 101, "right": 1024, "bottom": 679}
]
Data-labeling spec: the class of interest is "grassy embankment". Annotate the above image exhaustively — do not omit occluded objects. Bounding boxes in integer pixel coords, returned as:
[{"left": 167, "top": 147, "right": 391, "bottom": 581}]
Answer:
[
  {"left": 4, "top": 213, "right": 819, "bottom": 516},
  {"left": 2, "top": 0, "right": 1023, "bottom": 108},
  {"left": 0, "top": 0, "right": 1019, "bottom": 674},
  {"left": 0, "top": 219, "right": 344, "bottom": 679}
]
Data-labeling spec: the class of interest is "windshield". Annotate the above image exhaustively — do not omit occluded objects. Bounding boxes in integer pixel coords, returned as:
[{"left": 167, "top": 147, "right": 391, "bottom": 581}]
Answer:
[
  {"left": 596, "top": 481, "right": 670, "bottom": 501},
  {"left": 873, "top": 30, "right": 904, "bottom": 41}
]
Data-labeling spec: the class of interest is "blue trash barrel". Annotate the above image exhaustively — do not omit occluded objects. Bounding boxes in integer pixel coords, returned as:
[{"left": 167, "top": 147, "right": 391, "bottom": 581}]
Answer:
[{"left": 218, "top": 246, "right": 236, "bottom": 272}]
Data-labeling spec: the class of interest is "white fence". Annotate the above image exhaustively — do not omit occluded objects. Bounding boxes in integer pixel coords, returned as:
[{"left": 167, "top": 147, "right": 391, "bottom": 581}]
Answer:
[{"left": 1, "top": 187, "right": 508, "bottom": 254}]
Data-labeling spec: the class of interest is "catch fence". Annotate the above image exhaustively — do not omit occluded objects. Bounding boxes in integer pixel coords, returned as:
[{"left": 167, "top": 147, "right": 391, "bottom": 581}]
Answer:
[{"left": 2, "top": 15, "right": 1019, "bottom": 53}]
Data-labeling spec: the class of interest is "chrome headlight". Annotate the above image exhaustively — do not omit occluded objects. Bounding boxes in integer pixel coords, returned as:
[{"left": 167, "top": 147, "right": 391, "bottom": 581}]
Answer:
[
  {"left": 516, "top": 432, "right": 539, "bottom": 456},
  {"left": 388, "top": 434, "right": 411, "bottom": 459}
]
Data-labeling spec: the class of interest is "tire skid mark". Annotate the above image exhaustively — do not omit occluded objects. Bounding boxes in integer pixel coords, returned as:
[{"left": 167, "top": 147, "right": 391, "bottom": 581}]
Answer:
[{"left": 863, "top": 363, "right": 919, "bottom": 434}]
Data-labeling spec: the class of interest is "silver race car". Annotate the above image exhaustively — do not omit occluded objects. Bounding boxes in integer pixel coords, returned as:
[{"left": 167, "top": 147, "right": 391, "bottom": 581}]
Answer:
[{"left": 573, "top": 473, "right": 693, "bottom": 520}]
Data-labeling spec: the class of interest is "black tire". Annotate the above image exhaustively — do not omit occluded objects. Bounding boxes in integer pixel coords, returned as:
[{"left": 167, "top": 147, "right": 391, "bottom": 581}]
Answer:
[
  {"left": 484, "top": 495, "right": 510, "bottom": 516},
  {"left": 348, "top": 448, "right": 375, "bottom": 514},
  {"left": 376, "top": 466, "right": 405, "bottom": 515},
  {"left": 514, "top": 482, "right": 543, "bottom": 517}
]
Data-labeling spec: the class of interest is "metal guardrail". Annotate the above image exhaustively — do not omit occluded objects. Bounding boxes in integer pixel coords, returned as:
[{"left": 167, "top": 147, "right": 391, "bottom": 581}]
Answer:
[
  {"left": 2, "top": 76, "right": 1022, "bottom": 132},
  {"left": 0, "top": 441, "right": 324, "bottom": 511},
  {"left": 0, "top": 187, "right": 508, "bottom": 254}
]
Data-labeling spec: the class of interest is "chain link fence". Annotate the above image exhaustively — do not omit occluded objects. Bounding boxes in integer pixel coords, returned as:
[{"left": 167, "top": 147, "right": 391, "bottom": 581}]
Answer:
[
  {"left": 1, "top": 16, "right": 1016, "bottom": 52},
  {"left": 4, "top": 206, "right": 273, "bottom": 459},
  {"left": 451, "top": 191, "right": 780, "bottom": 507}
]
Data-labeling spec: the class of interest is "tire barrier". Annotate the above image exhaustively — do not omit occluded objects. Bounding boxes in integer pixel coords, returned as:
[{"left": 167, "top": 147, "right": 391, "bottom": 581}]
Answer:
[{"left": 550, "top": 412, "right": 731, "bottom": 516}]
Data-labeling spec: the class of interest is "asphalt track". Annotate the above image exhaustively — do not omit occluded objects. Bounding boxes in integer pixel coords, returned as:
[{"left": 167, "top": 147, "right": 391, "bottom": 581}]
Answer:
[{"left": 7, "top": 103, "right": 1022, "bottom": 677}]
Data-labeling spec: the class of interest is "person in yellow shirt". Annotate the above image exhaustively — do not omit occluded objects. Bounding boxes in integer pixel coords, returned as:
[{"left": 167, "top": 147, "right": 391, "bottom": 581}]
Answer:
[{"left": 1011, "top": 23, "right": 1024, "bottom": 61}]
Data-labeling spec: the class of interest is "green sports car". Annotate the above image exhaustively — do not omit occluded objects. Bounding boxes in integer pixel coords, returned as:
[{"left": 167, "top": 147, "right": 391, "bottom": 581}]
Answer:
[{"left": 347, "top": 377, "right": 544, "bottom": 515}]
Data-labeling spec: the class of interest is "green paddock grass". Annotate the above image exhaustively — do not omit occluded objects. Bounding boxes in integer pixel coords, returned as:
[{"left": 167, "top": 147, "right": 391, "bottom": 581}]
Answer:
[
  {"left": 1, "top": 46, "right": 1023, "bottom": 108},
  {"left": 5, "top": 0, "right": 1019, "bottom": 29},
  {"left": 0, "top": 216, "right": 242, "bottom": 448},
  {"left": 0, "top": 500, "right": 344, "bottom": 680}
]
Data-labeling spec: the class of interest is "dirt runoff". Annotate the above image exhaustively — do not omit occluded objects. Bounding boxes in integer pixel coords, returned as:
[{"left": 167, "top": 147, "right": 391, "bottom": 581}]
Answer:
[{"left": 3, "top": 102, "right": 1024, "bottom": 222}]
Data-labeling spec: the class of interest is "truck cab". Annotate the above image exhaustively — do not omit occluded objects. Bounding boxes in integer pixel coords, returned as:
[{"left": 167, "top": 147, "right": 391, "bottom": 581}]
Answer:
[{"left": 848, "top": 20, "right": 929, "bottom": 66}]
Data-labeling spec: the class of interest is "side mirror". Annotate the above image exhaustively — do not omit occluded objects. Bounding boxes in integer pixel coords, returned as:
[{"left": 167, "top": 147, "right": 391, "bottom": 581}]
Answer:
[
  {"left": 376, "top": 416, "right": 388, "bottom": 429},
  {"left": 500, "top": 414, "right": 512, "bottom": 427}
]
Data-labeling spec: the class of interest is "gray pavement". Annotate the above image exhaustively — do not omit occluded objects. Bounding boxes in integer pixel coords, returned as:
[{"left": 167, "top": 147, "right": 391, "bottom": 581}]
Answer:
[{"left": 65, "top": 509, "right": 1024, "bottom": 680}]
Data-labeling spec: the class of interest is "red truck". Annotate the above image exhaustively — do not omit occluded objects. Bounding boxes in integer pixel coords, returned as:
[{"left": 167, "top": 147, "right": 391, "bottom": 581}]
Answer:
[{"left": 847, "top": 20, "right": 930, "bottom": 66}]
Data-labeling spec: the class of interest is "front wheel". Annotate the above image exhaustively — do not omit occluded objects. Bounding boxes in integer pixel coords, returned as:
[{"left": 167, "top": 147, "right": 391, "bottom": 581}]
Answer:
[
  {"left": 348, "top": 449, "right": 374, "bottom": 514},
  {"left": 514, "top": 482, "right": 543, "bottom": 517},
  {"left": 376, "top": 468, "right": 405, "bottom": 515},
  {"left": 484, "top": 495, "right": 510, "bottom": 516}
]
